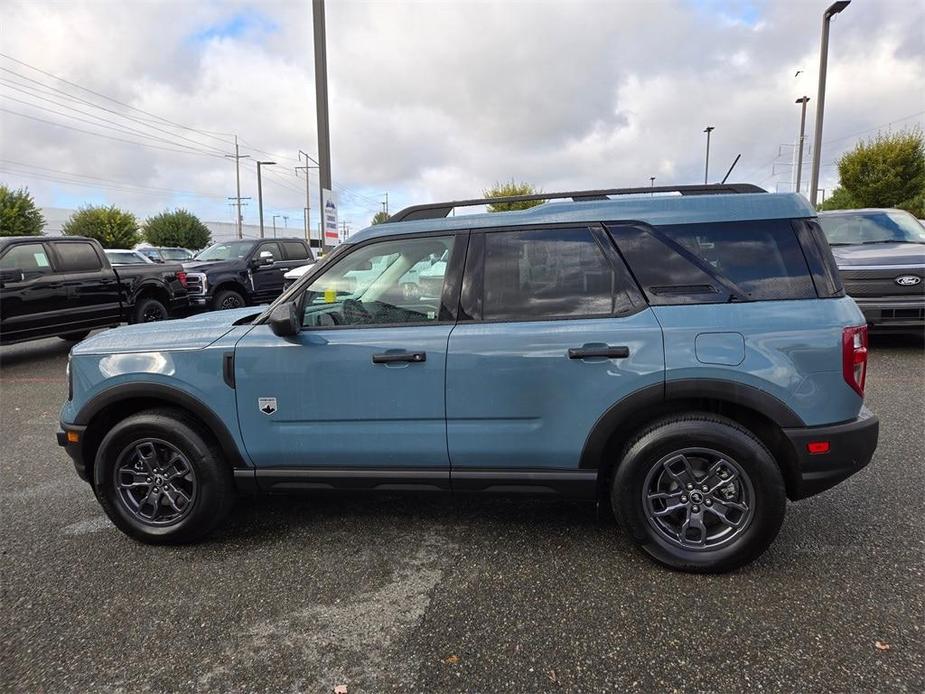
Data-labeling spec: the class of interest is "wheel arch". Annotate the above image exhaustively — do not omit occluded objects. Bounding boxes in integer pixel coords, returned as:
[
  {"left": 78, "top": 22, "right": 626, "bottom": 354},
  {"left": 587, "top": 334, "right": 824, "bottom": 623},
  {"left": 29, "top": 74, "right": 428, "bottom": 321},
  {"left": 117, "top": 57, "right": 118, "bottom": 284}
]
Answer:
[
  {"left": 581, "top": 380, "right": 804, "bottom": 500},
  {"left": 75, "top": 383, "right": 249, "bottom": 485},
  {"left": 131, "top": 282, "right": 170, "bottom": 311},
  {"left": 211, "top": 280, "right": 250, "bottom": 305}
]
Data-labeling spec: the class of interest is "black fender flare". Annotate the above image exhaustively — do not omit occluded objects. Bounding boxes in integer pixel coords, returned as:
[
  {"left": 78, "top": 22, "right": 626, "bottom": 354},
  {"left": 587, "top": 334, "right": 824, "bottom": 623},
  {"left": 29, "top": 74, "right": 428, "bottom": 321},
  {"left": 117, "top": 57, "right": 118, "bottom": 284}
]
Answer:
[
  {"left": 75, "top": 382, "right": 249, "bottom": 469},
  {"left": 130, "top": 279, "right": 170, "bottom": 305},
  {"left": 578, "top": 379, "right": 805, "bottom": 470}
]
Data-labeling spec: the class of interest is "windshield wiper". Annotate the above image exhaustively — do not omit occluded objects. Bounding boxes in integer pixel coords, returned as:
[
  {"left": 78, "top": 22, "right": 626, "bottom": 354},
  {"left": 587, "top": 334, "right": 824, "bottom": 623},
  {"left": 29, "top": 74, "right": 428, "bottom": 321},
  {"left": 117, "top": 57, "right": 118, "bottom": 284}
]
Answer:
[{"left": 858, "top": 240, "right": 921, "bottom": 245}]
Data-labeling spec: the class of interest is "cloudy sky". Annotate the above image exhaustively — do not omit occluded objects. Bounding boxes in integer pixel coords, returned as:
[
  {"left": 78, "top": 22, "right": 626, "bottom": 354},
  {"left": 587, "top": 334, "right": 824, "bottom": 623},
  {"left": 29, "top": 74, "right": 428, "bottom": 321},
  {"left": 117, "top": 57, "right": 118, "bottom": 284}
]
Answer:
[{"left": 1, "top": 0, "right": 923, "bottom": 236}]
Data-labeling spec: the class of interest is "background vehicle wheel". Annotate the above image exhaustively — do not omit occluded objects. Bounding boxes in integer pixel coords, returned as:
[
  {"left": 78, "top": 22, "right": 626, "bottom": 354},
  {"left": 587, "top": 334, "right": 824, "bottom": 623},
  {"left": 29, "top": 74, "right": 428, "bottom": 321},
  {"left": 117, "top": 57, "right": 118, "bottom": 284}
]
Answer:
[
  {"left": 612, "top": 413, "right": 786, "bottom": 573},
  {"left": 93, "top": 408, "right": 235, "bottom": 544},
  {"left": 213, "top": 289, "right": 245, "bottom": 311},
  {"left": 58, "top": 330, "right": 91, "bottom": 342},
  {"left": 133, "top": 297, "right": 168, "bottom": 323}
]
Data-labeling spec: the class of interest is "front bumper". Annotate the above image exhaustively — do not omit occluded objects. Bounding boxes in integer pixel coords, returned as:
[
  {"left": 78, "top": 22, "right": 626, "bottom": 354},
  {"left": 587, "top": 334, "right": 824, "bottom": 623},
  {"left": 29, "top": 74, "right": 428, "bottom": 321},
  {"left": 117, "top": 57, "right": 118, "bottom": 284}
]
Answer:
[
  {"left": 853, "top": 296, "right": 924, "bottom": 331},
  {"left": 784, "top": 407, "right": 879, "bottom": 500},
  {"left": 56, "top": 423, "right": 90, "bottom": 483}
]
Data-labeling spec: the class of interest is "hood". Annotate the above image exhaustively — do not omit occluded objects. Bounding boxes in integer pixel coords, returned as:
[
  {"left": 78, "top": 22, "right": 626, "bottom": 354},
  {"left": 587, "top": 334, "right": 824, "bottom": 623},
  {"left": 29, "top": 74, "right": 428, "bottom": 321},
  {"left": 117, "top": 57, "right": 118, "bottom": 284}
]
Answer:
[
  {"left": 284, "top": 262, "right": 316, "bottom": 279},
  {"left": 183, "top": 259, "right": 239, "bottom": 273},
  {"left": 831, "top": 242, "right": 925, "bottom": 268},
  {"left": 72, "top": 307, "right": 261, "bottom": 355}
]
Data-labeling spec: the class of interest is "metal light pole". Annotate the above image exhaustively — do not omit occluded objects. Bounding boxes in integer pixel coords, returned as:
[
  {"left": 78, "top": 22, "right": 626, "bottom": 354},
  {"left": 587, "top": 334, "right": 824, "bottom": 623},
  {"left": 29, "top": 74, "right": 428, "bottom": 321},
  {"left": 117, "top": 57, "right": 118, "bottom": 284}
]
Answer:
[
  {"left": 810, "top": 0, "right": 851, "bottom": 207},
  {"left": 795, "top": 96, "right": 810, "bottom": 195},
  {"left": 703, "top": 126, "right": 715, "bottom": 184},
  {"left": 313, "top": 0, "right": 333, "bottom": 251},
  {"left": 256, "top": 161, "right": 276, "bottom": 239}
]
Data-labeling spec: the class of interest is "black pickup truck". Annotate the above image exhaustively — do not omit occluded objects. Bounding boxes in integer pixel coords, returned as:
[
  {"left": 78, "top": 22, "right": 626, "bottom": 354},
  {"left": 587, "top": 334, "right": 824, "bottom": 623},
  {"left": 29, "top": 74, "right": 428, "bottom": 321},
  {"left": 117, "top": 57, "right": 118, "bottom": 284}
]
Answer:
[
  {"left": 182, "top": 237, "right": 314, "bottom": 310},
  {"left": 0, "top": 236, "right": 189, "bottom": 345}
]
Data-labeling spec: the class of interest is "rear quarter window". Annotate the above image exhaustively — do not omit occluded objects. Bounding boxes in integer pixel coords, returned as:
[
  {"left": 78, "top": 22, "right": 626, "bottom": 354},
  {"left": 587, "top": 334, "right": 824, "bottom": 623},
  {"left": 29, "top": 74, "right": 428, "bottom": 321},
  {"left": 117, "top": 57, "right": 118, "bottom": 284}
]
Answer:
[
  {"left": 610, "top": 219, "right": 817, "bottom": 304},
  {"left": 282, "top": 241, "right": 310, "bottom": 260}
]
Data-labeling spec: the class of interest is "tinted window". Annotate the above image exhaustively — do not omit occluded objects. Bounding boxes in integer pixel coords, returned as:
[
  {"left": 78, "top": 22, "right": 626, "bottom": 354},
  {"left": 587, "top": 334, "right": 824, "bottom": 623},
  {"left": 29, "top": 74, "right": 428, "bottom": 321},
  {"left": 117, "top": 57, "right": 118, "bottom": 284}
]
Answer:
[
  {"left": 55, "top": 242, "right": 102, "bottom": 272},
  {"left": 255, "top": 242, "right": 282, "bottom": 261},
  {"left": 612, "top": 220, "right": 816, "bottom": 304},
  {"left": 0, "top": 243, "right": 52, "bottom": 273},
  {"left": 819, "top": 210, "right": 925, "bottom": 245},
  {"left": 299, "top": 235, "right": 455, "bottom": 327},
  {"left": 482, "top": 228, "right": 617, "bottom": 320},
  {"left": 160, "top": 248, "right": 192, "bottom": 260},
  {"left": 196, "top": 241, "right": 254, "bottom": 261},
  {"left": 282, "top": 241, "right": 309, "bottom": 260}
]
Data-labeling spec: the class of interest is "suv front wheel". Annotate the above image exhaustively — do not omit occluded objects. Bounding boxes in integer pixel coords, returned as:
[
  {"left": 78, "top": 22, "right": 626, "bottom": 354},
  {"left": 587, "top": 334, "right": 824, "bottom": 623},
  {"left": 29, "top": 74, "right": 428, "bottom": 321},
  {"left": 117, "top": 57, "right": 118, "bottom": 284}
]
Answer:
[
  {"left": 93, "top": 408, "right": 235, "bottom": 544},
  {"left": 612, "top": 413, "right": 786, "bottom": 573}
]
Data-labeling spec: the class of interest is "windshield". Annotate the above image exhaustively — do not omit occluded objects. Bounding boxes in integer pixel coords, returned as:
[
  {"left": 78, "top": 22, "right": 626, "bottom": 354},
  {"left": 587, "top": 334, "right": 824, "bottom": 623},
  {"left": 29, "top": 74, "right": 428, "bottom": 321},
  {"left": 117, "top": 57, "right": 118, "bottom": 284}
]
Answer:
[
  {"left": 819, "top": 210, "right": 925, "bottom": 246},
  {"left": 195, "top": 241, "right": 254, "bottom": 261},
  {"left": 160, "top": 248, "right": 192, "bottom": 260}
]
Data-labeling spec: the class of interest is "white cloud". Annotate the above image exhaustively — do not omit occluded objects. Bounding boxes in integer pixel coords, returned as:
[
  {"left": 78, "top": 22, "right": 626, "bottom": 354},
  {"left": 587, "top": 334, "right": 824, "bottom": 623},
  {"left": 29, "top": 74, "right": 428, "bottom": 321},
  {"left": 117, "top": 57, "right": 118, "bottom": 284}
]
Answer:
[{"left": 1, "top": 0, "right": 922, "bottom": 233}]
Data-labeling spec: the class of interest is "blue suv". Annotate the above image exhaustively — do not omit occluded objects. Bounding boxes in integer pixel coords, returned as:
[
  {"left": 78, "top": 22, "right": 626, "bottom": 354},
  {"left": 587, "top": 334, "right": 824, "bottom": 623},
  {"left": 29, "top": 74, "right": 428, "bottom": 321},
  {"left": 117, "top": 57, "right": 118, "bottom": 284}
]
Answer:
[{"left": 57, "top": 184, "right": 879, "bottom": 572}]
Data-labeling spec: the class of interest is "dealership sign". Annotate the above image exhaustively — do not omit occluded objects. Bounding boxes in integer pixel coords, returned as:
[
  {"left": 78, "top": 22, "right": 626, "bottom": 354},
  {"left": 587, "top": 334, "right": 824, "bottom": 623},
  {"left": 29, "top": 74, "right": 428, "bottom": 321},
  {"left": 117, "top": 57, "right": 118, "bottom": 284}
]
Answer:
[{"left": 322, "top": 188, "right": 339, "bottom": 245}]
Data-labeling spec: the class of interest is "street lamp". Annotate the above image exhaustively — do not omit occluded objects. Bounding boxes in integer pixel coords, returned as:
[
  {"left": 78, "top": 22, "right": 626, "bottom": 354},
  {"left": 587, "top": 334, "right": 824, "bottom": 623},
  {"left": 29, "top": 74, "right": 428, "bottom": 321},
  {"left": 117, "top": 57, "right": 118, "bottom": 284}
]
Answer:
[
  {"left": 809, "top": 0, "right": 851, "bottom": 207},
  {"left": 256, "top": 161, "right": 276, "bottom": 238},
  {"left": 703, "top": 126, "right": 715, "bottom": 184},
  {"left": 795, "top": 96, "right": 810, "bottom": 195}
]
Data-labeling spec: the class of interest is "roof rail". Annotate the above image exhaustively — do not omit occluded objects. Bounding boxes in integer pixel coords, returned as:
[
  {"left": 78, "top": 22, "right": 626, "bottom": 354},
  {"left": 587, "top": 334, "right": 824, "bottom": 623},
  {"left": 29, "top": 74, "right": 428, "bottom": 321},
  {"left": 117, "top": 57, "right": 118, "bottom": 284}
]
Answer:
[{"left": 388, "top": 183, "right": 765, "bottom": 223}]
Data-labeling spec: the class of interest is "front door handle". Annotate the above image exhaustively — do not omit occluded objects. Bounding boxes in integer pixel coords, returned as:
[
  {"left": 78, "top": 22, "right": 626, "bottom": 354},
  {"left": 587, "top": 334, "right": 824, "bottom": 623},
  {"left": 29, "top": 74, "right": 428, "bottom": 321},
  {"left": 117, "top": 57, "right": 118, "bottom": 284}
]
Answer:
[
  {"left": 372, "top": 351, "right": 426, "bottom": 364},
  {"left": 568, "top": 345, "right": 630, "bottom": 359}
]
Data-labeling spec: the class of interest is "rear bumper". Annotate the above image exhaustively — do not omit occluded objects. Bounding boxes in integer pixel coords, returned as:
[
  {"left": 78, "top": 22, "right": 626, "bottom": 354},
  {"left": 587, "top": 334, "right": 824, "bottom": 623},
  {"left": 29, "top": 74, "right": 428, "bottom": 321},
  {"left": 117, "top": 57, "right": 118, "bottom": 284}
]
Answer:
[
  {"left": 56, "top": 423, "right": 90, "bottom": 483},
  {"left": 784, "top": 407, "right": 879, "bottom": 500}
]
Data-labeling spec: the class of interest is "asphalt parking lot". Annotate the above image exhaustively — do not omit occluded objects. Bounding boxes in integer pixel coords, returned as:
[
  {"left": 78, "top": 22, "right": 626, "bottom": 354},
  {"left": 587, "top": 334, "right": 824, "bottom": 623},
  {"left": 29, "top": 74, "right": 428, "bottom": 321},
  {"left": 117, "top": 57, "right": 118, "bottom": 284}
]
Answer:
[{"left": 1, "top": 334, "right": 923, "bottom": 693}]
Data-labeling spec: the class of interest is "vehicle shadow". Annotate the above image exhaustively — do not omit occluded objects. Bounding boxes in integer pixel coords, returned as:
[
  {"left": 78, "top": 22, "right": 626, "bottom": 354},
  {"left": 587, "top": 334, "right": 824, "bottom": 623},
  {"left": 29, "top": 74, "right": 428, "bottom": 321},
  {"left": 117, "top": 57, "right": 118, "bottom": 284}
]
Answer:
[
  {"left": 869, "top": 332, "right": 924, "bottom": 350},
  {"left": 0, "top": 337, "right": 74, "bottom": 369}
]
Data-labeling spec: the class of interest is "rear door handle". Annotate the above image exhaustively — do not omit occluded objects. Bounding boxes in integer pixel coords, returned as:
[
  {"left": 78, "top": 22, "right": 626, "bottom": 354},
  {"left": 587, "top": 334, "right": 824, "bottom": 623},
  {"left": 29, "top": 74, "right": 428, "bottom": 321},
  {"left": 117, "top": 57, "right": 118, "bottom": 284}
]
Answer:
[
  {"left": 568, "top": 345, "right": 630, "bottom": 359},
  {"left": 372, "top": 351, "right": 426, "bottom": 364}
]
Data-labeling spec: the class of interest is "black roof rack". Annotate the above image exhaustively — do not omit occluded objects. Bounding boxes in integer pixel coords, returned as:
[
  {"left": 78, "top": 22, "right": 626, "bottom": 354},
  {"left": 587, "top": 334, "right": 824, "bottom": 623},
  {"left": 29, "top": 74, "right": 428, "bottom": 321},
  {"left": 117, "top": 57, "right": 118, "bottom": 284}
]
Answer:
[{"left": 388, "top": 183, "right": 765, "bottom": 223}]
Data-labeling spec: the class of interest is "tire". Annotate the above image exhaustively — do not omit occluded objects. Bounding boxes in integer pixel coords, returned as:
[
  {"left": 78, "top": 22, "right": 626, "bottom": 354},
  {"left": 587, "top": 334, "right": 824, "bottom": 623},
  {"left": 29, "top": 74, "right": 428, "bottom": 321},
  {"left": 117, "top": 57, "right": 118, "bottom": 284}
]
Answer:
[
  {"left": 213, "top": 289, "right": 245, "bottom": 311},
  {"left": 93, "top": 408, "right": 235, "bottom": 544},
  {"left": 133, "top": 297, "right": 169, "bottom": 323},
  {"left": 58, "top": 330, "right": 91, "bottom": 342},
  {"left": 611, "top": 413, "right": 786, "bottom": 573}
]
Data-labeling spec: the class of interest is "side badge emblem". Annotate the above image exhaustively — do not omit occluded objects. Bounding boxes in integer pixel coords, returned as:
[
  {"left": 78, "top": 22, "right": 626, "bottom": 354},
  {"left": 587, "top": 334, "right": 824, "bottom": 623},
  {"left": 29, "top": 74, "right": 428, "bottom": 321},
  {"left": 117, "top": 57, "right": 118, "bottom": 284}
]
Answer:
[{"left": 258, "top": 397, "right": 278, "bottom": 415}]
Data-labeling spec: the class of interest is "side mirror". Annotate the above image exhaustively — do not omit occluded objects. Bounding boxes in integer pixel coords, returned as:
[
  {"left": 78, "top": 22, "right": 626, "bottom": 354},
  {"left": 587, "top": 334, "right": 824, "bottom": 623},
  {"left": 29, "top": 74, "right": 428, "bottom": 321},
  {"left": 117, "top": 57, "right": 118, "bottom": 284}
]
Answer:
[
  {"left": 268, "top": 301, "right": 301, "bottom": 337},
  {"left": 0, "top": 269, "right": 24, "bottom": 286},
  {"left": 254, "top": 251, "right": 275, "bottom": 268}
]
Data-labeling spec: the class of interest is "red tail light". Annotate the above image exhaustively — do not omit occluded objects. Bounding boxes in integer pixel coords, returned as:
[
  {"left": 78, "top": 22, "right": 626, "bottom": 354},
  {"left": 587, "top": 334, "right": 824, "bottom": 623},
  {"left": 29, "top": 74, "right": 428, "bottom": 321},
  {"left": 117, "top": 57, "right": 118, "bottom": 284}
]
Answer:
[
  {"left": 842, "top": 325, "right": 868, "bottom": 397},
  {"left": 176, "top": 271, "right": 188, "bottom": 288}
]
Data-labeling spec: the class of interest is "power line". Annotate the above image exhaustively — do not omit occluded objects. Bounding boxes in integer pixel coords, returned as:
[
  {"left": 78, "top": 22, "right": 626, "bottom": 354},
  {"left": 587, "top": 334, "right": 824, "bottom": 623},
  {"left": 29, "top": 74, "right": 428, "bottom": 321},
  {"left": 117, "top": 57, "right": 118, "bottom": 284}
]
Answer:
[{"left": 0, "top": 52, "right": 235, "bottom": 145}]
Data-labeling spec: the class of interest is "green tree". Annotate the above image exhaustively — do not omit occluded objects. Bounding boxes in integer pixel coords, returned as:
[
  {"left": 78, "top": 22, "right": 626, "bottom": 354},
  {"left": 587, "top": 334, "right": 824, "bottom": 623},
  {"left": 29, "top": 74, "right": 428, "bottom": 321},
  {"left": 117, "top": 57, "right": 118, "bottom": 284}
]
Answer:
[
  {"left": 819, "top": 186, "right": 857, "bottom": 212},
  {"left": 144, "top": 208, "right": 211, "bottom": 249},
  {"left": 370, "top": 210, "right": 390, "bottom": 225},
  {"left": 823, "top": 127, "right": 925, "bottom": 216},
  {"left": 62, "top": 205, "right": 140, "bottom": 248},
  {"left": 483, "top": 180, "right": 545, "bottom": 212},
  {"left": 0, "top": 185, "right": 45, "bottom": 236}
]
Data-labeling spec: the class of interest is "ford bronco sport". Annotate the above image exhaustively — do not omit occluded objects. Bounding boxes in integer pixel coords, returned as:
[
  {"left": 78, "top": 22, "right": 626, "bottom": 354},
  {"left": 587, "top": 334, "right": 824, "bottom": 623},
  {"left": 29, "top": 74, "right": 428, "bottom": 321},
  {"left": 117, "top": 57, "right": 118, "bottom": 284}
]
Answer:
[{"left": 57, "top": 184, "right": 879, "bottom": 573}]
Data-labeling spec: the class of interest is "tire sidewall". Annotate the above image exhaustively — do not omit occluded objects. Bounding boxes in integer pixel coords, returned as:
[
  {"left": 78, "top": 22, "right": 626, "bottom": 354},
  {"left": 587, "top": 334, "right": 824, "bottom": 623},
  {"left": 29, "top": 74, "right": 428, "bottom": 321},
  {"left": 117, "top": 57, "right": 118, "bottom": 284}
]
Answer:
[
  {"left": 94, "top": 413, "right": 229, "bottom": 543},
  {"left": 613, "top": 418, "right": 786, "bottom": 572},
  {"left": 134, "top": 297, "right": 168, "bottom": 323}
]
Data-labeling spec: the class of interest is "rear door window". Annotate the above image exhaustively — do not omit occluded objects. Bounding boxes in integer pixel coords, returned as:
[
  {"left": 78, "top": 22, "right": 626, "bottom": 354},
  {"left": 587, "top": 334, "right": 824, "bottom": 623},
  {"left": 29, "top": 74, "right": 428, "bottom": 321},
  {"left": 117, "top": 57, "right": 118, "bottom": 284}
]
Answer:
[
  {"left": 282, "top": 241, "right": 310, "bottom": 260},
  {"left": 611, "top": 219, "right": 816, "bottom": 304},
  {"left": 54, "top": 242, "right": 103, "bottom": 272},
  {"left": 479, "top": 227, "right": 633, "bottom": 321}
]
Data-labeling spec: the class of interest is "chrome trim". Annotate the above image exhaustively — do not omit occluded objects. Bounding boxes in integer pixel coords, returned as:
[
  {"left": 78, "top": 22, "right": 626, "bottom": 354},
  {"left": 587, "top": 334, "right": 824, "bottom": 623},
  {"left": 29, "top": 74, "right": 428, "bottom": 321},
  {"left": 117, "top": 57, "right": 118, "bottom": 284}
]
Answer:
[{"left": 837, "top": 264, "right": 925, "bottom": 271}]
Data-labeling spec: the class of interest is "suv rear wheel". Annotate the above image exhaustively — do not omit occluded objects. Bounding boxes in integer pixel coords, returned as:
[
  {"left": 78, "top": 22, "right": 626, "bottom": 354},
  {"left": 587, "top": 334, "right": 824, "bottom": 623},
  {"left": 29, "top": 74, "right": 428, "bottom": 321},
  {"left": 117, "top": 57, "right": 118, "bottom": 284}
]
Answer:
[
  {"left": 612, "top": 413, "right": 786, "bottom": 573},
  {"left": 213, "top": 289, "right": 245, "bottom": 311},
  {"left": 93, "top": 408, "right": 235, "bottom": 544}
]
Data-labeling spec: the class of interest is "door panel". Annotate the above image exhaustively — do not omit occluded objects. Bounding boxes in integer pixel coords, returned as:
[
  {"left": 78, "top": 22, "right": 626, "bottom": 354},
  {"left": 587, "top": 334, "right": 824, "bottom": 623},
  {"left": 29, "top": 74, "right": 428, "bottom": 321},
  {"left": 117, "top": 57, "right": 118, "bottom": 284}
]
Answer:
[
  {"left": 234, "top": 323, "right": 452, "bottom": 468},
  {"left": 446, "top": 312, "right": 665, "bottom": 470}
]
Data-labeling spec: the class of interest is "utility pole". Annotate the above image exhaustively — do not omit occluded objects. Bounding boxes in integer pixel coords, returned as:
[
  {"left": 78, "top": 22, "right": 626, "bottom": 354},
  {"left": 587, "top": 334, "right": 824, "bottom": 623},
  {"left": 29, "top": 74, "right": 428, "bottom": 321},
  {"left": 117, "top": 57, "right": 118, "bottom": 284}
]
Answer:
[
  {"left": 795, "top": 96, "right": 810, "bottom": 195},
  {"left": 297, "top": 150, "right": 320, "bottom": 247},
  {"left": 810, "top": 1, "right": 851, "bottom": 207},
  {"left": 226, "top": 195, "right": 250, "bottom": 233},
  {"left": 282, "top": 215, "right": 289, "bottom": 229},
  {"left": 256, "top": 161, "right": 276, "bottom": 238},
  {"left": 272, "top": 214, "right": 281, "bottom": 238},
  {"left": 225, "top": 135, "right": 250, "bottom": 239},
  {"left": 381, "top": 192, "right": 389, "bottom": 216},
  {"left": 313, "top": 0, "right": 333, "bottom": 251},
  {"left": 703, "top": 126, "right": 715, "bottom": 184}
]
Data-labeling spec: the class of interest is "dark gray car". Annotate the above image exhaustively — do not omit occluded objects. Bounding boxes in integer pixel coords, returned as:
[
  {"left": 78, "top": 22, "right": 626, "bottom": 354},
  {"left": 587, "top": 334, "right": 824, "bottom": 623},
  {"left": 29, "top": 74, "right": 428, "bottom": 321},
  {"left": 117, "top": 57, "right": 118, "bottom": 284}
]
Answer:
[{"left": 818, "top": 209, "right": 925, "bottom": 333}]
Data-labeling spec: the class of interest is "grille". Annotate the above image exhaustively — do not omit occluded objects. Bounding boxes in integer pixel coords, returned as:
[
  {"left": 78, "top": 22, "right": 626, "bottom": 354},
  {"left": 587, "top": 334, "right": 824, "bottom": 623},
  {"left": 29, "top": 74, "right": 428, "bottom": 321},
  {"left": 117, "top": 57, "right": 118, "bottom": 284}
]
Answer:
[
  {"left": 185, "top": 273, "right": 206, "bottom": 295},
  {"left": 839, "top": 267, "right": 924, "bottom": 298}
]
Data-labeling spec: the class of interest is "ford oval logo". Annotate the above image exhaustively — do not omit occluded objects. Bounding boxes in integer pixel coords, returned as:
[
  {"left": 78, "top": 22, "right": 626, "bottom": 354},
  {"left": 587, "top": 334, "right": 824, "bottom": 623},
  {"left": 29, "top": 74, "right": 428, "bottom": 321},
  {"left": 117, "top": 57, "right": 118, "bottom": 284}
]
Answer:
[{"left": 895, "top": 275, "right": 922, "bottom": 286}]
